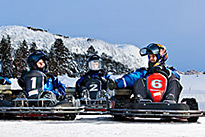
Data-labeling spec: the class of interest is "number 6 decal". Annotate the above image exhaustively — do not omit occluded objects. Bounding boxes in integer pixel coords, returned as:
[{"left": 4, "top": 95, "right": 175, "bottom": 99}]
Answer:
[{"left": 151, "top": 79, "right": 162, "bottom": 88}]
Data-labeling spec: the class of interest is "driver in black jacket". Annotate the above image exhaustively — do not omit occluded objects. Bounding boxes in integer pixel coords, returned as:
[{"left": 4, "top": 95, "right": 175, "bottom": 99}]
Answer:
[{"left": 75, "top": 54, "right": 111, "bottom": 99}]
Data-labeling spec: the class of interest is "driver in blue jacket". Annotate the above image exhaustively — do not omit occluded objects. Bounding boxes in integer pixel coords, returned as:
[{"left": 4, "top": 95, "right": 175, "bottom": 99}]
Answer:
[
  {"left": 18, "top": 50, "right": 66, "bottom": 100},
  {"left": 108, "top": 43, "right": 182, "bottom": 103}
]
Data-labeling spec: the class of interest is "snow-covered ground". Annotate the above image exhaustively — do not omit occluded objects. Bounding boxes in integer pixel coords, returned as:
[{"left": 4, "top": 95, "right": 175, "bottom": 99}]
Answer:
[
  {"left": 0, "top": 115, "right": 205, "bottom": 137},
  {"left": 2, "top": 74, "right": 205, "bottom": 137},
  {"left": 180, "top": 75, "right": 205, "bottom": 110}
]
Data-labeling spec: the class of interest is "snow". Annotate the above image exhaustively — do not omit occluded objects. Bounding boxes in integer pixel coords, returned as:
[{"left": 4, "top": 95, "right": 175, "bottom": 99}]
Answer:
[
  {"left": 0, "top": 25, "right": 147, "bottom": 70},
  {"left": 0, "top": 115, "right": 205, "bottom": 137},
  {"left": 179, "top": 75, "right": 205, "bottom": 110},
  {"left": 181, "top": 75, "right": 205, "bottom": 92}
]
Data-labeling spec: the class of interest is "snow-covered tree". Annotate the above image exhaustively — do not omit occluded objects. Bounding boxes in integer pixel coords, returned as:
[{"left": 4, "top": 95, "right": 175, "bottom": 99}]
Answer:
[
  {"left": 48, "top": 39, "right": 70, "bottom": 76},
  {"left": 13, "top": 40, "right": 29, "bottom": 78},
  {"left": 29, "top": 42, "right": 37, "bottom": 53},
  {"left": 87, "top": 45, "right": 98, "bottom": 56},
  {"left": 0, "top": 35, "right": 14, "bottom": 78}
]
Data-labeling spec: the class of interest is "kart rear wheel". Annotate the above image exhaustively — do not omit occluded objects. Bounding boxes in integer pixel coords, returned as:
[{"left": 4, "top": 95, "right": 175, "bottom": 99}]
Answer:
[
  {"left": 41, "top": 92, "right": 57, "bottom": 107},
  {"left": 0, "top": 100, "right": 13, "bottom": 107},
  {"left": 65, "top": 114, "right": 76, "bottom": 120},
  {"left": 0, "top": 100, "right": 14, "bottom": 119},
  {"left": 115, "top": 95, "right": 130, "bottom": 109},
  {"left": 181, "top": 98, "right": 199, "bottom": 122},
  {"left": 113, "top": 115, "right": 126, "bottom": 121}
]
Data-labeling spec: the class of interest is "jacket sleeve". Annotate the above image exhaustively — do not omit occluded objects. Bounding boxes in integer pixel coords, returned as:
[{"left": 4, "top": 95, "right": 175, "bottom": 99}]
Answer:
[
  {"left": 168, "top": 67, "right": 181, "bottom": 80},
  {"left": 115, "top": 68, "right": 147, "bottom": 88},
  {"left": 17, "top": 77, "right": 24, "bottom": 89},
  {"left": 17, "top": 69, "right": 29, "bottom": 89},
  {"left": 75, "top": 76, "right": 85, "bottom": 91},
  {"left": 53, "top": 77, "right": 66, "bottom": 96}
]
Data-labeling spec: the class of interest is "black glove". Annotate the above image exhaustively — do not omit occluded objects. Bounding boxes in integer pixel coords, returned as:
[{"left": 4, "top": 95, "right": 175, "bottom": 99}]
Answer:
[
  {"left": 108, "top": 79, "right": 117, "bottom": 90},
  {"left": 46, "top": 72, "right": 55, "bottom": 79}
]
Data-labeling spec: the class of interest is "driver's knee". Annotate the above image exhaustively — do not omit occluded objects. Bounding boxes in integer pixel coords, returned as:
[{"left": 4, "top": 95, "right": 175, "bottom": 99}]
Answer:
[{"left": 133, "top": 78, "right": 148, "bottom": 99}]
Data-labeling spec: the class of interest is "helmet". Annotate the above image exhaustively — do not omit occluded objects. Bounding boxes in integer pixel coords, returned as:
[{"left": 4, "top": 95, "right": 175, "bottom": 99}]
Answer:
[
  {"left": 27, "top": 50, "right": 48, "bottom": 71},
  {"left": 140, "top": 43, "right": 168, "bottom": 67},
  {"left": 87, "top": 54, "right": 102, "bottom": 71}
]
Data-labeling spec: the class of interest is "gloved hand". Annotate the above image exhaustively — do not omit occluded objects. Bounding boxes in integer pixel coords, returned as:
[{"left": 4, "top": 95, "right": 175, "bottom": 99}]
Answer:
[
  {"left": 46, "top": 72, "right": 55, "bottom": 80},
  {"left": 107, "top": 79, "right": 117, "bottom": 90}
]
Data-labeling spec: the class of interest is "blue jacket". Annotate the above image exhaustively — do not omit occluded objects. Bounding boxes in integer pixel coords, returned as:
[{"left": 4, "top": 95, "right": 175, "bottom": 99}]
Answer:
[
  {"left": 115, "top": 68, "right": 147, "bottom": 88},
  {"left": 115, "top": 66, "right": 180, "bottom": 88},
  {"left": 0, "top": 76, "right": 11, "bottom": 85},
  {"left": 44, "top": 77, "right": 66, "bottom": 97}
]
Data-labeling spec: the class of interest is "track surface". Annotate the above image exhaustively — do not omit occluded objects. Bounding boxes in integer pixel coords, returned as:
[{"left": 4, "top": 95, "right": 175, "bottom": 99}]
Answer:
[{"left": 0, "top": 115, "right": 205, "bottom": 137}]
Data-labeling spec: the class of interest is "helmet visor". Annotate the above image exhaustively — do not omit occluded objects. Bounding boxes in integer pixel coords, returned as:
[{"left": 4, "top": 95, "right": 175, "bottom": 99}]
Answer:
[
  {"left": 88, "top": 60, "right": 101, "bottom": 70},
  {"left": 140, "top": 44, "right": 159, "bottom": 56},
  {"left": 147, "top": 44, "right": 159, "bottom": 55},
  {"left": 139, "top": 48, "right": 148, "bottom": 56}
]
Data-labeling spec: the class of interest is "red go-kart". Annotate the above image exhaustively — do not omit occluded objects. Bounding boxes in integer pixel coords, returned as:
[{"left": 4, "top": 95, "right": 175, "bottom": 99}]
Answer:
[{"left": 110, "top": 73, "right": 203, "bottom": 122}]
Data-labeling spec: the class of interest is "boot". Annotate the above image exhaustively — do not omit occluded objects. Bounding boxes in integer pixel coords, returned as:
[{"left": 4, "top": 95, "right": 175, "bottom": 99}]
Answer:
[
  {"left": 134, "top": 94, "right": 143, "bottom": 103},
  {"left": 163, "top": 94, "right": 176, "bottom": 103}
]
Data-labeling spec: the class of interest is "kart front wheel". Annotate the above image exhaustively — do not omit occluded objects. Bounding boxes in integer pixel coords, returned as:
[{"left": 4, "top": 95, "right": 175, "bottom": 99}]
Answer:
[{"left": 181, "top": 98, "right": 199, "bottom": 122}]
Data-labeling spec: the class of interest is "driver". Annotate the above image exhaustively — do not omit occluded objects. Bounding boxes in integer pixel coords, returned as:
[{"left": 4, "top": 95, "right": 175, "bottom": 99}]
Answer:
[
  {"left": 18, "top": 50, "right": 66, "bottom": 100},
  {"left": 75, "top": 54, "right": 111, "bottom": 99},
  {"left": 108, "top": 43, "right": 182, "bottom": 103}
]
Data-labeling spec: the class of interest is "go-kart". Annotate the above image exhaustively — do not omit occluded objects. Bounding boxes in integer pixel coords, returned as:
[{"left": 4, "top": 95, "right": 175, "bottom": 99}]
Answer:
[
  {"left": 109, "top": 73, "right": 203, "bottom": 122},
  {"left": 0, "top": 70, "right": 84, "bottom": 120},
  {"left": 76, "top": 78, "right": 113, "bottom": 114}
]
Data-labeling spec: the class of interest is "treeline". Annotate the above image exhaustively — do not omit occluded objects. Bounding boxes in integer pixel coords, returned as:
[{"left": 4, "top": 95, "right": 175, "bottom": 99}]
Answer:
[{"left": 0, "top": 35, "right": 130, "bottom": 78}]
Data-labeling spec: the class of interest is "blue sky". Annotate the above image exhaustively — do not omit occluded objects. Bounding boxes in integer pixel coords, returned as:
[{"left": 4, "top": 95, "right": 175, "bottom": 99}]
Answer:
[{"left": 0, "top": 0, "right": 205, "bottom": 71}]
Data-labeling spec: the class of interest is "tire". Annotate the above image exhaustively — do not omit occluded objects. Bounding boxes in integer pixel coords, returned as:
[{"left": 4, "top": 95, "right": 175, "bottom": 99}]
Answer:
[
  {"left": 0, "top": 100, "right": 14, "bottom": 119},
  {"left": 41, "top": 92, "right": 57, "bottom": 107},
  {"left": 0, "top": 100, "right": 13, "bottom": 107},
  {"left": 65, "top": 114, "right": 76, "bottom": 120},
  {"left": 181, "top": 98, "right": 199, "bottom": 122},
  {"left": 113, "top": 115, "right": 127, "bottom": 121},
  {"left": 113, "top": 95, "right": 130, "bottom": 120},
  {"left": 115, "top": 95, "right": 130, "bottom": 109}
]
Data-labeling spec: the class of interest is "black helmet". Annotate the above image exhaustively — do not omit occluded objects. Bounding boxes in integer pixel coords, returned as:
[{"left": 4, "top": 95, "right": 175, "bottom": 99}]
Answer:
[
  {"left": 27, "top": 50, "right": 48, "bottom": 71},
  {"left": 140, "top": 43, "right": 168, "bottom": 67},
  {"left": 87, "top": 54, "right": 102, "bottom": 71}
]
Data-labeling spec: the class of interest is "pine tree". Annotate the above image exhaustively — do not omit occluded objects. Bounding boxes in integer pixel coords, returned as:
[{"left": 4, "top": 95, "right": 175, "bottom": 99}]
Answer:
[
  {"left": 29, "top": 42, "right": 37, "bottom": 53},
  {"left": 87, "top": 45, "right": 98, "bottom": 56},
  {"left": 13, "top": 40, "right": 29, "bottom": 78},
  {"left": 48, "top": 45, "right": 58, "bottom": 76},
  {"left": 0, "top": 35, "right": 14, "bottom": 78},
  {"left": 48, "top": 39, "right": 70, "bottom": 76},
  {"left": 66, "top": 48, "right": 78, "bottom": 77},
  {"left": 73, "top": 53, "right": 87, "bottom": 76}
]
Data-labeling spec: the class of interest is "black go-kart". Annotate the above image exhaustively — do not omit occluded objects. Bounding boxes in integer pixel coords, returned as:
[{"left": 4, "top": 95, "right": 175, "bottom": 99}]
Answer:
[
  {"left": 110, "top": 73, "right": 204, "bottom": 122},
  {"left": 77, "top": 78, "right": 114, "bottom": 114},
  {"left": 0, "top": 70, "right": 84, "bottom": 120}
]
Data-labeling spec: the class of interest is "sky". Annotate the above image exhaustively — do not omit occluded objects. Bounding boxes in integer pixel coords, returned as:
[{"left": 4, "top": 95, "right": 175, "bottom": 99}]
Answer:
[{"left": 0, "top": 0, "right": 205, "bottom": 71}]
